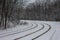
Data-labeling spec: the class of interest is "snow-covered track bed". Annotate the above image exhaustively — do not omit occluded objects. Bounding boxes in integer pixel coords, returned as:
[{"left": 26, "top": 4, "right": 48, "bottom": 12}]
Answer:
[
  {"left": 0, "top": 21, "right": 51, "bottom": 40},
  {"left": 0, "top": 22, "right": 38, "bottom": 38},
  {"left": 14, "top": 23, "right": 51, "bottom": 40},
  {"left": 32, "top": 23, "right": 51, "bottom": 40},
  {"left": 0, "top": 20, "right": 60, "bottom": 40}
]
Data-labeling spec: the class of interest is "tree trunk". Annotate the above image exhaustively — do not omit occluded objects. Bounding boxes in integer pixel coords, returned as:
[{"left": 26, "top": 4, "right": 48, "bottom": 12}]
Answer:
[{"left": 0, "top": 0, "right": 6, "bottom": 27}]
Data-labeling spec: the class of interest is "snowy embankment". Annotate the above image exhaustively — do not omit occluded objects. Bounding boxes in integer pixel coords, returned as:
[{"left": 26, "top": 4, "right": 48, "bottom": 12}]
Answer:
[{"left": 0, "top": 20, "right": 60, "bottom": 40}]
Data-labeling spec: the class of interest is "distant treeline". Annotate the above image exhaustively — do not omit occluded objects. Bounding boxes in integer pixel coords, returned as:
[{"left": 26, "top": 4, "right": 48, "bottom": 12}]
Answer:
[
  {"left": 0, "top": 0, "right": 60, "bottom": 21},
  {"left": 17, "top": 0, "right": 60, "bottom": 21}
]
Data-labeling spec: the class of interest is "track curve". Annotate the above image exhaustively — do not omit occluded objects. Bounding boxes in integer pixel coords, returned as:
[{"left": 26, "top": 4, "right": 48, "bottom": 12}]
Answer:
[
  {"left": 14, "top": 23, "right": 44, "bottom": 40},
  {"left": 0, "top": 22, "right": 51, "bottom": 40},
  {"left": 14, "top": 23, "right": 51, "bottom": 40},
  {"left": 0, "top": 23, "right": 42, "bottom": 38},
  {"left": 32, "top": 23, "right": 51, "bottom": 40}
]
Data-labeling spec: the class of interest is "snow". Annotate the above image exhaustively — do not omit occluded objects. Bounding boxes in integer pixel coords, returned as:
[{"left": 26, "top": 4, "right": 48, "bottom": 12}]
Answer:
[{"left": 0, "top": 20, "right": 60, "bottom": 40}]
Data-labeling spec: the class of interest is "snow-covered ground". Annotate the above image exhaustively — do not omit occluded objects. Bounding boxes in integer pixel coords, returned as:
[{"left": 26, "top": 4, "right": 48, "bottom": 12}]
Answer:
[{"left": 0, "top": 20, "right": 60, "bottom": 40}]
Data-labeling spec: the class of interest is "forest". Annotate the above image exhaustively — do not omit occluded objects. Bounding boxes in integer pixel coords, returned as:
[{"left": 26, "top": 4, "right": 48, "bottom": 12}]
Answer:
[{"left": 0, "top": 0, "right": 60, "bottom": 29}]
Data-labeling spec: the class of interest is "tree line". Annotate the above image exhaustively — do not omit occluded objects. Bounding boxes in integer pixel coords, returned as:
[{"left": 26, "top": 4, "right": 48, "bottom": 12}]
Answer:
[{"left": 0, "top": 0, "right": 19, "bottom": 29}]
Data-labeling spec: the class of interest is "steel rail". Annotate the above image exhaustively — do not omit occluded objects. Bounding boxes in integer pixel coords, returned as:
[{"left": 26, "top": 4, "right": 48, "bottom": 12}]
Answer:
[
  {"left": 14, "top": 24, "right": 44, "bottom": 40},
  {"left": 32, "top": 23, "right": 51, "bottom": 40}
]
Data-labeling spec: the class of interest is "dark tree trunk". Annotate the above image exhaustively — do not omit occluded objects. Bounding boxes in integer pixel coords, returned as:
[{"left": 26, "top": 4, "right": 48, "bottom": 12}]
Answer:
[
  {"left": 0, "top": 0, "right": 6, "bottom": 27},
  {"left": 0, "top": 0, "right": 20, "bottom": 29}
]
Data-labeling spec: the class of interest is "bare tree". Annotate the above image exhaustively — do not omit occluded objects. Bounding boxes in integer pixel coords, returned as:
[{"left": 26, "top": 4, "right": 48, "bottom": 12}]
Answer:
[
  {"left": 0, "top": 0, "right": 18, "bottom": 29},
  {"left": 0, "top": 0, "right": 6, "bottom": 29}
]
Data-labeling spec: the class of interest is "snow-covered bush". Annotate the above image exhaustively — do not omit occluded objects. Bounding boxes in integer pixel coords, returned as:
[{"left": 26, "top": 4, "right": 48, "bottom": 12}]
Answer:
[{"left": 20, "top": 21, "right": 28, "bottom": 25}]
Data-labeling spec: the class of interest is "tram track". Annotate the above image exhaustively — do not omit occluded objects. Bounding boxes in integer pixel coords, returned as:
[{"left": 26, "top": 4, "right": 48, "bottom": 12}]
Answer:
[
  {"left": 32, "top": 23, "right": 51, "bottom": 40},
  {"left": 14, "top": 23, "right": 51, "bottom": 40},
  {"left": 14, "top": 23, "right": 44, "bottom": 40},
  {"left": 0, "top": 23, "right": 51, "bottom": 40},
  {"left": 0, "top": 23, "right": 38, "bottom": 38}
]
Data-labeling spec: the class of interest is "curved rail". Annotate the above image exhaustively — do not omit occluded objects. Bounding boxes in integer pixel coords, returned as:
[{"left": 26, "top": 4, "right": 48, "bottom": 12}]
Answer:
[
  {"left": 14, "top": 24, "right": 44, "bottom": 40},
  {"left": 0, "top": 23, "right": 33, "bottom": 35},
  {"left": 0, "top": 23, "right": 51, "bottom": 40},
  {"left": 0, "top": 23, "right": 38, "bottom": 38},
  {"left": 32, "top": 23, "right": 51, "bottom": 40}
]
